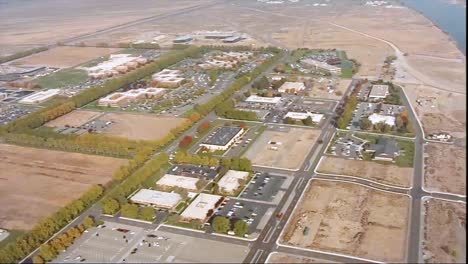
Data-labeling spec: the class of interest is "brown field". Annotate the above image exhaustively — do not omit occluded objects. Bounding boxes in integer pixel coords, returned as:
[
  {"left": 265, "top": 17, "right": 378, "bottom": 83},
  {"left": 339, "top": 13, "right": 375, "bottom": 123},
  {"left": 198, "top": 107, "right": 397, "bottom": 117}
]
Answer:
[
  {"left": 308, "top": 78, "right": 351, "bottom": 100},
  {"left": 243, "top": 127, "right": 320, "bottom": 170},
  {"left": 98, "top": 112, "right": 187, "bottom": 141},
  {"left": 282, "top": 179, "right": 410, "bottom": 262},
  {"left": 10, "top": 46, "right": 120, "bottom": 68},
  {"left": 45, "top": 110, "right": 104, "bottom": 128},
  {"left": 0, "top": 144, "right": 127, "bottom": 230},
  {"left": 423, "top": 143, "right": 466, "bottom": 195},
  {"left": 267, "top": 252, "right": 335, "bottom": 263},
  {"left": 422, "top": 198, "right": 466, "bottom": 263},
  {"left": 317, "top": 156, "right": 413, "bottom": 188}
]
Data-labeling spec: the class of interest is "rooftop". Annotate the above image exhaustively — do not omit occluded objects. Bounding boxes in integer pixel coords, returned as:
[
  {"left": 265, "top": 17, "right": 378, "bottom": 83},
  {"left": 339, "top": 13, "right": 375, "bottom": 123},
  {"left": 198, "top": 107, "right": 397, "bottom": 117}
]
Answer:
[
  {"left": 245, "top": 95, "right": 282, "bottom": 104},
  {"left": 130, "top": 189, "right": 182, "bottom": 208},
  {"left": 202, "top": 126, "right": 243, "bottom": 146},
  {"left": 278, "top": 81, "right": 306, "bottom": 91},
  {"left": 168, "top": 164, "right": 218, "bottom": 180},
  {"left": 369, "top": 85, "right": 389, "bottom": 98},
  {"left": 181, "top": 193, "right": 223, "bottom": 220},
  {"left": 284, "top": 111, "right": 324, "bottom": 122},
  {"left": 367, "top": 137, "right": 400, "bottom": 160},
  {"left": 157, "top": 174, "right": 199, "bottom": 190},
  {"left": 217, "top": 170, "right": 249, "bottom": 193},
  {"left": 368, "top": 113, "right": 395, "bottom": 126}
]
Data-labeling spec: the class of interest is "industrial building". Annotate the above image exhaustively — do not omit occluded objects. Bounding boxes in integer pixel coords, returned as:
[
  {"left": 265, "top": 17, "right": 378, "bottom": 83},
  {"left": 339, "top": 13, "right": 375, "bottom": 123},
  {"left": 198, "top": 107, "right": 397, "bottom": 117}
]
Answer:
[
  {"left": 301, "top": 58, "right": 341, "bottom": 74},
  {"left": 223, "top": 36, "right": 243, "bottom": 43},
  {"left": 156, "top": 174, "right": 200, "bottom": 191},
  {"left": 180, "top": 193, "right": 223, "bottom": 222},
  {"left": 130, "top": 189, "right": 182, "bottom": 210},
  {"left": 204, "top": 32, "right": 234, "bottom": 39},
  {"left": 217, "top": 170, "right": 250, "bottom": 194},
  {"left": 152, "top": 69, "right": 185, "bottom": 88},
  {"left": 97, "top": 87, "right": 165, "bottom": 107},
  {"left": 245, "top": 95, "right": 282, "bottom": 104},
  {"left": 200, "top": 126, "right": 244, "bottom": 151},
  {"left": 19, "top": 89, "right": 60, "bottom": 104},
  {"left": 368, "top": 85, "right": 389, "bottom": 100},
  {"left": 278, "top": 82, "right": 306, "bottom": 93},
  {"left": 284, "top": 112, "right": 324, "bottom": 123},
  {"left": 167, "top": 164, "right": 219, "bottom": 181},
  {"left": 173, "top": 35, "right": 193, "bottom": 43}
]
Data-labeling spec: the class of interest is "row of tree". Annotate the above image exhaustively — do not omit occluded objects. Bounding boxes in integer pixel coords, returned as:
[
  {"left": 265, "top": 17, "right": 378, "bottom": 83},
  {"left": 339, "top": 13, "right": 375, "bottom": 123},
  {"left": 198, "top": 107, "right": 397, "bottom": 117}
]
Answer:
[
  {"left": 215, "top": 99, "right": 258, "bottom": 121},
  {"left": 0, "top": 186, "right": 104, "bottom": 263},
  {"left": 211, "top": 216, "right": 249, "bottom": 237},
  {"left": 120, "top": 204, "right": 156, "bottom": 221},
  {"left": 336, "top": 95, "right": 358, "bottom": 129},
  {"left": 0, "top": 47, "right": 48, "bottom": 64}
]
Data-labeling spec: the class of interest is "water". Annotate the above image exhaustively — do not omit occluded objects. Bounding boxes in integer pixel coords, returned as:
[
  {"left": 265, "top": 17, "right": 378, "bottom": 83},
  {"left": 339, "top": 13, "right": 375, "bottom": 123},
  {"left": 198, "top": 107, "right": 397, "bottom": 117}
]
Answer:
[{"left": 399, "top": 0, "right": 466, "bottom": 54}]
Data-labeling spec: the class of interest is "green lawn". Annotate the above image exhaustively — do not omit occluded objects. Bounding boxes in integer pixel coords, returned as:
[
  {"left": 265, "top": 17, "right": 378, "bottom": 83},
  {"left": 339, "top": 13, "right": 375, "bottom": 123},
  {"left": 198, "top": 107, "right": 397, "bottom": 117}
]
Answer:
[
  {"left": 35, "top": 68, "right": 88, "bottom": 89},
  {"left": 395, "top": 140, "right": 415, "bottom": 167}
]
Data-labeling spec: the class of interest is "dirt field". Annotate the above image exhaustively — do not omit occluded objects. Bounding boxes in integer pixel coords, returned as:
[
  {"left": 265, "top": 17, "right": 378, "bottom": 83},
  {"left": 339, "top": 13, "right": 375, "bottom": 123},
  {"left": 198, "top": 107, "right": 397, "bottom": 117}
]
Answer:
[
  {"left": 267, "top": 252, "right": 334, "bottom": 263},
  {"left": 0, "top": 144, "right": 127, "bottom": 230},
  {"left": 308, "top": 78, "right": 351, "bottom": 100},
  {"left": 282, "top": 179, "right": 410, "bottom": 262},
  {"left": 10, "top": 46, "right": 120, "bottom": 68},
  {"left": 98, "top": 112, "right": 187, "bottom": 141},
  {"left": 45, "top": 110, "right": 104, "bottom": 128},
  {"left": 317, "top": 156, "right": 413, "bottom": 188},
  {"left": 422, "top": 198, "right": 466, "bottom": 263},
  {"left": 243, "top": 127, "right": 320, "bottom": 170},
  {"left": 423, "top": 143, "right": 466, "bottom": 195}
]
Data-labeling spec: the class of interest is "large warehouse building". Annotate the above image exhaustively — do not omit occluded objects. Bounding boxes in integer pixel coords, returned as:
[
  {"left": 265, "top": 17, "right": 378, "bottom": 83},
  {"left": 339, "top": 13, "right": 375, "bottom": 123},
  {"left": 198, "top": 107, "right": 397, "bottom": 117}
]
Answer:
[
  {"left": 19, "top": 89, "right": 60, "bottom": 104},
  {"left": 97, "top": 87, "right": 165, "bottom": 107},
  {"left": 200, "top": 126, "right": 244, "bottom": 151}
]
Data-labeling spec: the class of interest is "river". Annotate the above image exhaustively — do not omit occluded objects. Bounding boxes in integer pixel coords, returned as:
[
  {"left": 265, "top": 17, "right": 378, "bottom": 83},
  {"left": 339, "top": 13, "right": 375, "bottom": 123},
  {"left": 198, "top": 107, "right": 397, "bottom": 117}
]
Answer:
[{"left": 399, "top": 0, "right": 466, "bottom": 54}]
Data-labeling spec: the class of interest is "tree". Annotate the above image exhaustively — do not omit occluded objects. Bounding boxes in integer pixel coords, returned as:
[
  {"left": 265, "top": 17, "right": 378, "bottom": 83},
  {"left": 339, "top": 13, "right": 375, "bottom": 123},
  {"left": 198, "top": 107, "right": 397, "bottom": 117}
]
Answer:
[
  {"left": 190, "top": 219, "right": 203, "bottom": 229},
  {"left": 274, "top": 64, "right": 286, "bottom": 73},
  {"left": 212, "top": 216, "right": 230, "bottom": 234},
  {"left": 196, "top": 179, "right": 208, "bottom": 190},
  {"left": 303, "top": 116, "right": 314, "bottom": 126},
  {"left": 102, "top": 198, "right": 120, "bottom": 215},
  {"left": 121, "top": 204, "right": 139, "bottom": 218},
  {"left": 139, "top": 207, "right": 156, "bottom": 221},
  {"left": 179, "top": 135, "right": 193, "bottom": 148},
  {"left": 233, "top": 220, "right": 249, "bottom": 237},
  {"left": 82, "top": 216, "right": 95, "bottom": 229},
  {"left": 197, "top": 121, "right": 211, "bottom": 134},
  {"left": 32, "top": 255, "right": 45, "bottom": 264},
  {"left": 360, "top": 118, "right": 372, "bottom": 130},
  {"left": 39, "top": 244, "right": 56, "bottom": 262}
]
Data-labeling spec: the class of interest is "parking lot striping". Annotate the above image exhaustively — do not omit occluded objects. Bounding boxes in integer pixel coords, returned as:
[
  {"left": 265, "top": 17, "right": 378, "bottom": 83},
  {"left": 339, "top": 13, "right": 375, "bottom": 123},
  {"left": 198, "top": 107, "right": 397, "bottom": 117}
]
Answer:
[
  {"left": 233, "top": 197, "right": 277, "bottom": 205},
  {"left": 251, "top": 249, "right": 264, "bottom": 263},
  {"left": 113, "top": 229, "right": 146, "bottom": 263}
]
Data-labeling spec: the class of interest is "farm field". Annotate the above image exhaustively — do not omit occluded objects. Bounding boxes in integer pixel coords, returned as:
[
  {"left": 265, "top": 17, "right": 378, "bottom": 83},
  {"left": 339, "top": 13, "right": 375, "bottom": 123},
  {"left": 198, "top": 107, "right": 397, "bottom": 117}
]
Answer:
[
  {"left": 243, "top": 127, "right": 320, "bottom": 170},
  {"left": 281, "top": 179, "right": 410, "bottom": 262},
  {"left": 9, "top": 46, "right": 120, "bottom": 68},
  {"left": 45, "top": 110, "right": 104, "bottom": 128},
  {"left": 98, "top": 112, "right": 187, "bottom": 141},
  {"left": 317, "top": 156, "right": 413, "bottom": 188},
  {"left": 422, "top": 198, "right": 466, "bottom": 263},
  {"left": 424, "top": 143, "right": 466, "bottom": 196},
  {"left": 0, "top": 144, "right": 127, "bottom": 230},
  {"left": 267, "top": 252, "right": 334, "bottom": 263}
]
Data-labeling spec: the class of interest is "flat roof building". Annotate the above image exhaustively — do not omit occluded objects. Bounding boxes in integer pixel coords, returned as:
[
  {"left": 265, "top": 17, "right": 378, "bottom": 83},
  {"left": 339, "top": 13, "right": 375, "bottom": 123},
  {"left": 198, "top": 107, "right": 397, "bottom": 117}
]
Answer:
[
  {"left": 369, "top": 85, "right": 389, "bottom": 99},
  {"left": 284, "top": 112, "right": 324, "bottom": 123},
  {"left": 98, "top": 87, "right": 165, "bottom": 107},
  {"left": 19, "top": 89, "right": 60, "bottom": 104},
  {"left": 301, "top": 58, "right": 341, "bottom": 74},
  {"left": 217, "top": 170, "right": 249, "bottom": 194},
  {"left": 180, "top": 193, "right": 223, "bottom": 222},
  {"left": 278, "top": 82, "right": 306, "bottom": 93},
  {"left": 168, "top": 164, "right": 219, "bottom": 180},
  {"left": 204, "top": 32, "right": 234, "bottom": 39},
  {"left": 223, "top": 36, "right": 243, "bottom": 43},
  {"left": 368, "top": 113, "right": 395, "bottom": 126},
  {"left": 173, "top": 35, "right": 193, "bottom": 43},
  {"left": 245, "top": 95, "right": 282, "bottom": 104},
  {"left": 156, "top": 174, "right": 200, "bottom": 191},
  {"left": 200, "top": 126, "right": 244, "bottom": 151},
  {"left": 152, "top": 69, "right": 185, "bottom": 88},
  {"left": 365, "top": 137, "right": 400, "bottom": 161},
  {"left": 130, "top": 189, "right": 182, "bottom": 210}
]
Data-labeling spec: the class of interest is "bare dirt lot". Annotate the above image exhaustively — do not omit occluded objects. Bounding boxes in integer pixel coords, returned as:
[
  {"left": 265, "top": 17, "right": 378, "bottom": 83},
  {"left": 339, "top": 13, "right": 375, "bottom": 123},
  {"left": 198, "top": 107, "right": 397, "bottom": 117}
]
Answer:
[
  {"left": 308, "top": 78, "right": 351, "bottom": 100},
  {"left": 0, "top": 144, "right": 127, "bottom": 230},
  {"left": 45, "top": 110, "right": 104, "bottom": 128},
  {"left": 98, "top": 112, "right": 187, "bottom": 141},
  {"left": 267, "top": 252, "right": 334, "bottom": 263},
  {"left": 423, "top": 143, "right": 466, "bottom": 196},
  {"left": 282, "top": 179, "right": 410, "bottom": 262},
  {"left": 243, "top": 127, "right": 320, "bottom": 170},
  {"left": 317, "top": 156, "right": 413, "bottom": 188},
  {"left": 422, "top": 198, "right": 466, "bottom": 263},
  {"left": 10, "top": 46, "right": 120, "bottom": 68}
]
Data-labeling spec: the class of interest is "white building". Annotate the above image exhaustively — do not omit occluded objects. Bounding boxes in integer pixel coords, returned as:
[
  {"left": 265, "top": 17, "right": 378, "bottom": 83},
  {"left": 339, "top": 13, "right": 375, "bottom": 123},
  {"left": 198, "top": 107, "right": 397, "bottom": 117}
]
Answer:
[
  {"left": 19, "top": 89, "right": 60, "bottom": 104},
  {"left": 217, "top": 170, "right": 250, "bottom": 194},
  {"left": 278, "top": 82, "right": 306, "bottom": 93},
  {"left": 152, "top": 69, "right": 185, "bottom": 88},
  {"left": 156, "top": 174, "right": 199, "bottom": 191},
  {"left": 284, "top": 112, "right": 324, "bottom": 123},
  {"left": 368, "top": 113, "right": 395, "bottom": 126},
  {"left": 301, "top": 58, "right": 341, "bottom": 74},
  {"left": 200, "top": 126, "right": 244, "bottom": 151},
  {"left": 369, "top": 85, "right": 389, "bottom": 99},
  {"left": 245, "top": 95, "right": 282, "bottom": 104},
  {"left": 130, "top": 189, "right": 182, "bottom": 210},
  {"left": 97, "top": 87, "right": 165, "bottom": 107},
  {"left": 85, "top": 54, "right": 146, "bottom": 78},
  {"left": 180, "top": 193, "right": 223, "bottom": 222}
]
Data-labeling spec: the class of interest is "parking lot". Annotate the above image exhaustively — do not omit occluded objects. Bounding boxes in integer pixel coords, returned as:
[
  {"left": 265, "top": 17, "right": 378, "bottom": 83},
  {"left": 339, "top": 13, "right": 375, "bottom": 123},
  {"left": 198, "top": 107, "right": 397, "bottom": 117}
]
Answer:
[
  {"left": 223, "top": 123, "right": 265, "bottom": 158},
  {"left": 53, "top": 221, "right": 249, "bottom": 263},
  {"left": 0, "top": 103, "right": 37, "bottom": 125},
  {"left": 350, "top": 102, "right": 406, "bottom": 130},
  {"left": 239, "top": 172, "right": 290, "bottom": 203},
  {"left": 326, "top": 132, "right": 366, "bottom": 159},
  {"left": 213, "top": 198, "right": 275, "bottom": 234}
]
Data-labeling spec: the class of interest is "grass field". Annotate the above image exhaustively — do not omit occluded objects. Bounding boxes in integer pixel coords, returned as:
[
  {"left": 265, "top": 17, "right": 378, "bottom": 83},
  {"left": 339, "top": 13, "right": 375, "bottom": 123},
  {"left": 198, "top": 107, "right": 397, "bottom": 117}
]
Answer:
[
  {"left": 34, "top": 68, "right": 88, "bottom": 89},
  {"left": 0, "top": 144, "right": 127, "bottom": 230}
]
